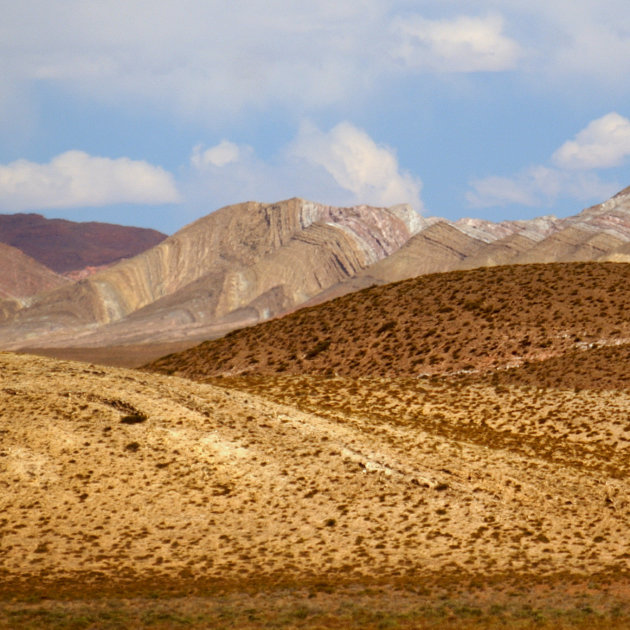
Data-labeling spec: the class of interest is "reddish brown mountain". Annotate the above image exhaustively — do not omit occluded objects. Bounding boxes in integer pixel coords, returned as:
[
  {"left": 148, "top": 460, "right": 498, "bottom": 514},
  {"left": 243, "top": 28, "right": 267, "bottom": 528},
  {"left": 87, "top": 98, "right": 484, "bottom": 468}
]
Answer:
[
  {"left": 0, "top": 213, "right": 167, "bottom": 273},
  {"left": 146, "top": 261, "right": 630, "bottom": 380}
]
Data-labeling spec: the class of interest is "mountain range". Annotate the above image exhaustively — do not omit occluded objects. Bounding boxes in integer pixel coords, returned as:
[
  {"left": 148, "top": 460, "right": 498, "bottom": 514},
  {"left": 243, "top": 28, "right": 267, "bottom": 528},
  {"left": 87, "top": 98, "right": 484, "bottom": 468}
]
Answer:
[
  {"left": 4, "top": 189, "right": 630, "bottom": 626},
  {"left": 2, "top": 186, "right": 630, "bottom": 363}
]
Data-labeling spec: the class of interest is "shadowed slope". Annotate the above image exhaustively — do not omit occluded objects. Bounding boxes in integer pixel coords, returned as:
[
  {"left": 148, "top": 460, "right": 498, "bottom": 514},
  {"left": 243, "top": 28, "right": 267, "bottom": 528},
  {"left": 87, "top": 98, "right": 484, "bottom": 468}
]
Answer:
[{"left": 0, "top": 242, "right": 69, "bottom": 303}]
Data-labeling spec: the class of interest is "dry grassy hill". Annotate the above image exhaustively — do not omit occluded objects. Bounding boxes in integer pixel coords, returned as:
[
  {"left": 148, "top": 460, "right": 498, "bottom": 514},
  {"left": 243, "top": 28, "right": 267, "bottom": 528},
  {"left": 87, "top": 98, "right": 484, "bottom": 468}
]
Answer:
[
  {"left": 3, "top": 350, "right": 630, "bottom": 627},
  {"left": 147, "top": 261, "right": 630, "bottom": 381}
]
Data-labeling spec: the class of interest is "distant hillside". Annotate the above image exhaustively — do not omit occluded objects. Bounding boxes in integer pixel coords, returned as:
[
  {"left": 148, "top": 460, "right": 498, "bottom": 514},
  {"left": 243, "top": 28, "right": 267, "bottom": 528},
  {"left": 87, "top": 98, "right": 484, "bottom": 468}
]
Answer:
[
  {"left": 4, "top": 187, "right": 630, "bottom": 360},
  {"left": 146, "top": 262, "right": 630, "bottom": 380},
  {"left": 0, "top": 241, "right": 69, "bottom": 302},
  {"left": 0, "top": 213, "right": 167, "bottom": 273}
]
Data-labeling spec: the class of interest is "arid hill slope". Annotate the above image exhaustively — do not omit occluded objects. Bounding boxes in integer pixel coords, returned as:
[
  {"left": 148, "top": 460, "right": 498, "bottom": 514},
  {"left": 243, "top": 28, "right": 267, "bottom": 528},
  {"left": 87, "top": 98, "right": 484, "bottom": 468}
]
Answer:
[
  {"left": 3, "top": 350, "right": 630, "bottom": 601},
  {"left": 0, "top": 199, "right": 420, "bottom": 349},
  {"left": 0, "top": 213, "right": 166, "bottom": 273},
  {"left": 0, "top": 242, "right": 69, "bottom": 302},
  {"left": 147, "top": 261, "right": 630, "bottom": 380}
]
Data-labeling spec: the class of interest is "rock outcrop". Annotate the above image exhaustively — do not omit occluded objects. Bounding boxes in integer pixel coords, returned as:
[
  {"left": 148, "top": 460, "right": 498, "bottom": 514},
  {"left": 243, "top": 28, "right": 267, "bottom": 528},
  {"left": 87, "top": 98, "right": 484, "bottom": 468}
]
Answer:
[{"left": 329, "top": 186, "right": 630, "bottom": 290}]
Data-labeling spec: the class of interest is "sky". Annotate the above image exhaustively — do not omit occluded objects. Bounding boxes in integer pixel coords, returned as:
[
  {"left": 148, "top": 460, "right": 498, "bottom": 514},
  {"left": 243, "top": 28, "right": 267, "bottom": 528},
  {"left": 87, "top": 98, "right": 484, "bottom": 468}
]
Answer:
[{"left": 1, "top": 1, "right": 630, "bottom": 234}]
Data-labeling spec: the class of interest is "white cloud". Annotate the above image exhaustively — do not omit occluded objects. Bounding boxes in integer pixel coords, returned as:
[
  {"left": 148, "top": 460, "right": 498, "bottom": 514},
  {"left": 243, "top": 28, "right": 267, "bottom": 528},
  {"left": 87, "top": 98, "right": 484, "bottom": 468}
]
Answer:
[
  {"left": 467, "top": 166, "right": 618, "bottom": 209},
  {"left": 183, "top": 122, "right": 424, "bottom": 214},
  {"left": 467, "top": 173, "right": 539, "bottom": 208},
  {"left": 191, "top": 141, "right": 243, "bottom": 169},
  {"left": 467, "top": 111, "right": 629, "bottom": 209},
  {"left": 0, "top": 151, "right": 180, "bottom": 211},
  {"left": 552, "top": 112, "right": 630, "bottom": 170},
  {"left": 391, "top": 14, "right": 521, "bottom": 72},
  {"left": 518, "top": 0, "right": 630, "bottom": 82},
  {"left": 0, "top": 2, "right": 537, "bottom": 128},
  {"left": 290, "top": 121, "right": 423, "bottom": 210},
  {"left": 0, "top": 1, "right": 389, "bottom": 121},
  {"left": 2, "top": 1, "right": 630, "bottom": 131}
]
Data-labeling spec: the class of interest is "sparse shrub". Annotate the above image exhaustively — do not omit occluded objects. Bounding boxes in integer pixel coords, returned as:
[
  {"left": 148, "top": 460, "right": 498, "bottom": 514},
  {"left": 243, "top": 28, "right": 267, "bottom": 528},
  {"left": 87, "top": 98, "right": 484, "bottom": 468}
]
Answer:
[
  {"left": 376, "top": 321, "right": 396, "bottom": 334},
  {"left": 306, "top": 339, "right": 332, "bottom": 359},
  {"left": 120, "top": 413, "right": 147, "bottom": 425}
]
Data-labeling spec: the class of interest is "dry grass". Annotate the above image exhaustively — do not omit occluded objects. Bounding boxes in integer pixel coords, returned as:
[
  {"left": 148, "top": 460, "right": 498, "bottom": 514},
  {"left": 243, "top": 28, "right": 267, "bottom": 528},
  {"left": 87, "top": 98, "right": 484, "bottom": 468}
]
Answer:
[
  {"left": 4, "top": 262, "right": 630, "bottom": 626},
  {"left": 2, "top": 352, "right": 630, "bottom": 617}
]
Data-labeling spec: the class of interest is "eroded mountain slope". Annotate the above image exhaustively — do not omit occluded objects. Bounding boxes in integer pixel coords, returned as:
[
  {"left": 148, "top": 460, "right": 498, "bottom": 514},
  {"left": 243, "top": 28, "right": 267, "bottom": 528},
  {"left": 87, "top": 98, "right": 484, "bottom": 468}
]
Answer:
[
  {"left": 0, "top": 199, "right": 421, "bottom": 349},
  {"left": 284, "top": 186, "right": 630, "bottom": 308}
]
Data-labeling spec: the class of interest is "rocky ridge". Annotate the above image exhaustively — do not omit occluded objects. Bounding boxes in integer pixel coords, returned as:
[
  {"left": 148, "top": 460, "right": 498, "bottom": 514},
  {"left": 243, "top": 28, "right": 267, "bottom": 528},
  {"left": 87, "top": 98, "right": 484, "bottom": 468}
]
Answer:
[{"left": 354, "top": 185, "right": 630, "bottom": 285}]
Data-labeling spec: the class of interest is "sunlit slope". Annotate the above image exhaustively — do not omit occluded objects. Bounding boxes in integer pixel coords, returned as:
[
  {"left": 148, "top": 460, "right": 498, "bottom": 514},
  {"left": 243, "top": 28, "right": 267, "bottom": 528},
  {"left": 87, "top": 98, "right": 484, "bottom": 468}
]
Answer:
[{"left": 2, "top": 351, "right": 630, "bottom": 594}]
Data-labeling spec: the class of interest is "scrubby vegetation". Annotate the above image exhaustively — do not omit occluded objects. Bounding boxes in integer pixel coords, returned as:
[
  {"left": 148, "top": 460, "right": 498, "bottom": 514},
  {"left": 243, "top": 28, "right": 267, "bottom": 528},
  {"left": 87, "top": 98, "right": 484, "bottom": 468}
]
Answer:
[{"left": 147, "top": 262, "right": 630, "bottom": 381}]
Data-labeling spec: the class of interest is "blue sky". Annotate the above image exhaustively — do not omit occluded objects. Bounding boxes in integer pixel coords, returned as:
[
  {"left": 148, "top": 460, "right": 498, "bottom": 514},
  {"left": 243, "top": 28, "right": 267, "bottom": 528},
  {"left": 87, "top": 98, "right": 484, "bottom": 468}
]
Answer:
[{"left": 1, "top": 1, "right": 630, "bottom": 234}]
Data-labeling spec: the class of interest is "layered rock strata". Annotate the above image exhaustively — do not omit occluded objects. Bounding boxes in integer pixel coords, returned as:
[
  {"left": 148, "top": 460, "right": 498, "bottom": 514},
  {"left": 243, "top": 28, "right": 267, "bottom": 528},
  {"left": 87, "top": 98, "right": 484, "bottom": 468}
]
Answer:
[{"left": 0, "top": 199, "right": 421, "bottom": 348}]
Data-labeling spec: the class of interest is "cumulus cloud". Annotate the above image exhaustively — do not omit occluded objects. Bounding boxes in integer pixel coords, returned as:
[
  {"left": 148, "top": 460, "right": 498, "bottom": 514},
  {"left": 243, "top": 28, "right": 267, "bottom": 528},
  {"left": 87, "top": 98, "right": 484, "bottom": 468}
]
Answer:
[
  {"left": 552, "top": 112, "right": 630, "bottom": 170},
  {"left": 0, "top": 151, "right": 180, "bottom": 211},
  {"left": 183, "top": 122, "right": 424, "bottom": 214},
  {"left": 466, "top": 112, "right": 630, "bottom": 209},
  {"left": 290, "top": 121, "right": 423, "bottom": 210},
  {"left": 391, "top": 14, "right": 521, "bottom": 72},
  {"left": 191, "top": 141, "right": 243, "bottom": 169}
]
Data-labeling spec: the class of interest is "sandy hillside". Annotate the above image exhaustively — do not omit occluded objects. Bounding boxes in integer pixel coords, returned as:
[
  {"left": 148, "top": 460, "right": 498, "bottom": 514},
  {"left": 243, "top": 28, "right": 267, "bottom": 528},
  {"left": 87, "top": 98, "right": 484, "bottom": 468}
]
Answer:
[{"left": 2, "top": 351, "right": 630, "bottom": 599}]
